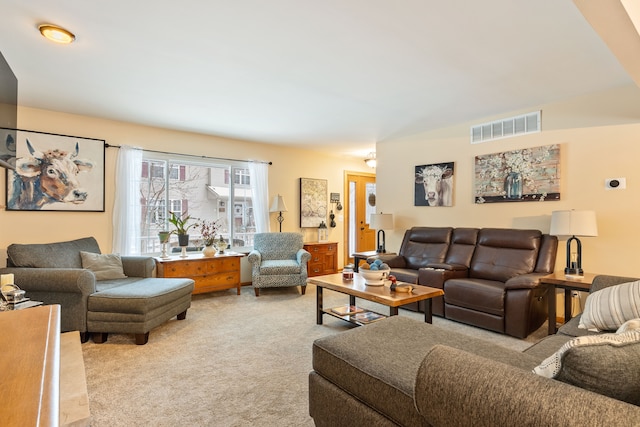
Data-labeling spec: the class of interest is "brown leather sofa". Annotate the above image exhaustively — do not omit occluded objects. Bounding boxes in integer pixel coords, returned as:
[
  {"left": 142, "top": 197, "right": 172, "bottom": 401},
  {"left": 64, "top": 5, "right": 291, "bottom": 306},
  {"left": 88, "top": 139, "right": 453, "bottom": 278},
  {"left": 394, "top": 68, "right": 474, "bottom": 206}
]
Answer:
[{"left": 376, "top": 227, "right": 557, "bottom": 338}]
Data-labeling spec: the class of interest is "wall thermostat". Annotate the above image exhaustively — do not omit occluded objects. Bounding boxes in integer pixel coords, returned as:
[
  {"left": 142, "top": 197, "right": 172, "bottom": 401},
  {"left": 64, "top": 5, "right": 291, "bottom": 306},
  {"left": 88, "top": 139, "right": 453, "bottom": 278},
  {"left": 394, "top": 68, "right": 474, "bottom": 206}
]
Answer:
[{"left": 605, "top": 177, "right": 626, "bottom": 190}]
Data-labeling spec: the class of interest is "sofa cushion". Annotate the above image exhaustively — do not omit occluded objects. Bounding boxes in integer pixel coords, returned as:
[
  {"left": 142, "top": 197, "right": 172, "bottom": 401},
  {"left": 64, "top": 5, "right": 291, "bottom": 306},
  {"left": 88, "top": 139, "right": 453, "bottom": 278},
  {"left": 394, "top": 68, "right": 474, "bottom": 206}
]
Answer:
[
  {"left": 258, "top": 260, "right": 302, "bottom": 275},
  {"left": 7, "top": 236, "right": 101, "bottom": 268},
  {"left": 470, "top": 229, "right": 540, "bottom": 282},
  {"left": 579, "top": 280, "right": 640, "bottom": 332},
  {"left": 80, "top": 251, "right": 127, "bottom": 281},
  {"left": 532, "top": 329, "right": 640, "bottom": 405},
  {"left": 444, "top": 278, "right": 505, "bottom": 316}
]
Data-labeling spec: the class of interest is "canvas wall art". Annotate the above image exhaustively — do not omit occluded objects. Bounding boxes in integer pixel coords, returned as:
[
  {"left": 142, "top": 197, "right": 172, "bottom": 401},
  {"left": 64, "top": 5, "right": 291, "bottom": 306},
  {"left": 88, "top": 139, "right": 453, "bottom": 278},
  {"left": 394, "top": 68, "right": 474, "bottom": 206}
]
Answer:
[
  {"left": 415, "top": 162, "right": 454, "bottom": 206},
  {"left": 300, "top": 177, "right": 327, "bottom": 228},
  {"left": 474, "top": 144, "right": 560, "bottom": 204},
  {"left": 3, "top": 128, "right": 105, "bottom": 211}
]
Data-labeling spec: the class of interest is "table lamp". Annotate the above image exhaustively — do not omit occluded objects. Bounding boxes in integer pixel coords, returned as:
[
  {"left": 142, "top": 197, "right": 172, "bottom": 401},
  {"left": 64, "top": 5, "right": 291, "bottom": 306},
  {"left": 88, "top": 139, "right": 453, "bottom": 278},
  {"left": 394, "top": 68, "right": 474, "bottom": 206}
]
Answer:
[
  {"left": 550, "top": 210, "right": 598, "bottom": 276},
  {"left": 269, "top": 194, "right": 288, "bottom": 232},
  {"left": 370, "top": 213, "right": 394, "bottom": 253}
]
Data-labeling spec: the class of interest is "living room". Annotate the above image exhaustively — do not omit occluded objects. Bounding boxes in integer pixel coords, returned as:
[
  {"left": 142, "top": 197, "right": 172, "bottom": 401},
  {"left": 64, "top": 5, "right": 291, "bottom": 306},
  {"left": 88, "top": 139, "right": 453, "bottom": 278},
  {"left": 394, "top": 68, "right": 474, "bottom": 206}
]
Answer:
[{"left": 2, "top": 1, "right": 640, "bottom": 426}]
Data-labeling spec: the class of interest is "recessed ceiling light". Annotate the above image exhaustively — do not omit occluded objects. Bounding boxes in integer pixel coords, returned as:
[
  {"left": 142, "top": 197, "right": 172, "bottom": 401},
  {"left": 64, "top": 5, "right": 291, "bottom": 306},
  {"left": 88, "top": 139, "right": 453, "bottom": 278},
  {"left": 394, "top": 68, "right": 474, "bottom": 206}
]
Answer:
[{"left": 38, "top": 24, "right": 76, "bottom": 44}]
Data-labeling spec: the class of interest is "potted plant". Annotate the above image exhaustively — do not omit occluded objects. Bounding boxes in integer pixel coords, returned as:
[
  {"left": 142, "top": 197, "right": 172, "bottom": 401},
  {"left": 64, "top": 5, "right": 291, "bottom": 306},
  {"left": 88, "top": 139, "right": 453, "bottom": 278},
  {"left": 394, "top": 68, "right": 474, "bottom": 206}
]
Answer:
[
  {"left": 198, "top": 218, "right": 221, "bottom": 257},
  {"left": 168, "top": 211, "right": 197, "bottom": 247}
]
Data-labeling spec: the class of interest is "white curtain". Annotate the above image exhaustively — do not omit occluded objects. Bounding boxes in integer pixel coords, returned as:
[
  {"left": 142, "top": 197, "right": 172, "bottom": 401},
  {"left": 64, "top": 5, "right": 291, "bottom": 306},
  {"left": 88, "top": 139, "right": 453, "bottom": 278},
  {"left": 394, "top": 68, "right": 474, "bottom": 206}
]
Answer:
[
  {"left": 112, "top": 145, "right": 142, "bottom": 254},
  {"left": 249, "top": 161, "right": 270, "bottom": 232}
]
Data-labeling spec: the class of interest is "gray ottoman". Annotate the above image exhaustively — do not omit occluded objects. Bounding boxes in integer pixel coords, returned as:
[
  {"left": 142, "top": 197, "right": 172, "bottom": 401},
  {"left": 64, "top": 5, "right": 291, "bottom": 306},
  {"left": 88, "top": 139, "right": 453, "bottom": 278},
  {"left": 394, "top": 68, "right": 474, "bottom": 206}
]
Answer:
[{"left": 87, "top": 278, "right": 194, "bottom": 345}]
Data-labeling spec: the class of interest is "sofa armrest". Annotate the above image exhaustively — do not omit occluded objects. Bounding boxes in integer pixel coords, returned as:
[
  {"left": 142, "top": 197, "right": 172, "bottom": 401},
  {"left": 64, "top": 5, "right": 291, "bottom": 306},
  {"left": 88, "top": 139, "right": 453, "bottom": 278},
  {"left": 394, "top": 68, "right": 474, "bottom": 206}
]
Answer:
[
  {"left": 418, "top": 266, "right": 468, "bottom": 288},
  {"left": 247, "top": 250, "right": 261, "bottom": 265},
  {"left": 0, "top": 267, "right": 96, "bottom": 295},
  {"left": 297, "top": 249, "right": 311, "bottom": 264},
  {"left": 504, "top": 272, "right": 548, "bottom": 290},
  {"left": 121, "top": 256, "right": 155, "bottom": 278},
  {"left": 415, "top": 345, "right": 640, "bottom": 427},
  {"left": 370, "top": 254, "right": 406, "bottom": 269}
]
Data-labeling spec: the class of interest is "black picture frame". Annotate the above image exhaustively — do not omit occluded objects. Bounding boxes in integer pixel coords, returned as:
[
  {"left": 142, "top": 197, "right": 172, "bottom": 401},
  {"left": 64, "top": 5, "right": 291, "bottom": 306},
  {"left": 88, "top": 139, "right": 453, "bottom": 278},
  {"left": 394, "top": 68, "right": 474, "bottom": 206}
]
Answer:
[{"left": 3, "top": 127, "right": 106, "bottom": 212}]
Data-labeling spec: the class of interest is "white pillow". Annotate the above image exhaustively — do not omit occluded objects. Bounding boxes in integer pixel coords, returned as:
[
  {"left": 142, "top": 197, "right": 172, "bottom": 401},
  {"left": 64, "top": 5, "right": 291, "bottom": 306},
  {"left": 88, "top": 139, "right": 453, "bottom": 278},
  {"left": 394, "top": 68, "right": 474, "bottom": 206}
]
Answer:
[
  {"left": 578, "top": 280, "right": 640, "bottom": 331},
  {"left": 80, "top": 251, "right": 127, "bottom": 281}
]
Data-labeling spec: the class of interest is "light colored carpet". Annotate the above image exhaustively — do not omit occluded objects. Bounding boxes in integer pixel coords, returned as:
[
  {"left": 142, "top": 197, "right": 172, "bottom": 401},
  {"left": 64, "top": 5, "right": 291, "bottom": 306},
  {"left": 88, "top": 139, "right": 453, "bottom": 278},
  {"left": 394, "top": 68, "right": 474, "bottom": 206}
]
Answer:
[{"left": 81, "top": 284, "right": 548, "bottom": 426}]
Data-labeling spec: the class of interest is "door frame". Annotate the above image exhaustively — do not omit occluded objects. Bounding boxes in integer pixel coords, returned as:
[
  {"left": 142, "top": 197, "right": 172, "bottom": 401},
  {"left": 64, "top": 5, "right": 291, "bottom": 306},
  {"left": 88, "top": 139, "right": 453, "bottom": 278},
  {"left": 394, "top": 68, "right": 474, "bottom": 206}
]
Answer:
[{"left": 343, "top": 170, "right": 376, "bottom": 266}]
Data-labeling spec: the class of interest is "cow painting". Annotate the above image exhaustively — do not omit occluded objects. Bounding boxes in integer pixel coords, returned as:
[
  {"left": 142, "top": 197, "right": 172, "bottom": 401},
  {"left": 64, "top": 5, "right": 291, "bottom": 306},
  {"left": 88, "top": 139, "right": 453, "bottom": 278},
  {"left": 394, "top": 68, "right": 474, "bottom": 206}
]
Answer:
[
  {"left": 8, "top": 139, "right": 95, "bottom": 210},
  {"left": 415, "top": 162, "right": 454, "bottom": 207}
]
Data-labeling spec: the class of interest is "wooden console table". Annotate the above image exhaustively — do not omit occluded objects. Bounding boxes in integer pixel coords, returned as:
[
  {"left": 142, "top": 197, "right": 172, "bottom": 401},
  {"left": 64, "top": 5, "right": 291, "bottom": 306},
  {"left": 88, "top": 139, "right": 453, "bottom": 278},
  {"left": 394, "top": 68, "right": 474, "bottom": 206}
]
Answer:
[
  {"left": 0, "top": 305, "right": 90, "bottom": 427},
  {"left": 155, "top": 253, "right": 244, "bottom": 295}
]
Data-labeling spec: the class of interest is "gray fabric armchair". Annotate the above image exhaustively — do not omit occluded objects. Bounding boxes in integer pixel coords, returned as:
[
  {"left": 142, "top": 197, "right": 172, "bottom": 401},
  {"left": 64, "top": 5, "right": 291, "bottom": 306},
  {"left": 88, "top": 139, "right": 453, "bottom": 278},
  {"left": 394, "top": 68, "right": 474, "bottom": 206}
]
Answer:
[{"left": 247, "top": 232, "right": 311, "bottom": 296}]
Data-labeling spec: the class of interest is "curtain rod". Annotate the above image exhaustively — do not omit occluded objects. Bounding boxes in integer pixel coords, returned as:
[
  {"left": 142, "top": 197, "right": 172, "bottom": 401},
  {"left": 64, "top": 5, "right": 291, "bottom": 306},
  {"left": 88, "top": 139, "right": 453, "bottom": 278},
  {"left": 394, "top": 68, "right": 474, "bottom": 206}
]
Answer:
[{"left": 105, "top": 143, "right": 272, "bottom": 165}]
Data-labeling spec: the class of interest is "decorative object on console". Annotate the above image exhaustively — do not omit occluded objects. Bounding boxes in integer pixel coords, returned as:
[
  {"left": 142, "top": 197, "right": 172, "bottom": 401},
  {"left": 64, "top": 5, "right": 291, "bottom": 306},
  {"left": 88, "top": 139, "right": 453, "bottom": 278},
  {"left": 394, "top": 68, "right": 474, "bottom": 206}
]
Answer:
[
  {"left": 216, "top": 235, "right": 228, "bottom": 254},
  {"left": 317, "top": 221, "right": 328, "bottom": 242},
  {"left": 370, "top": 213, "right": 393, "bottom": 253},
  {"left": 158, "top": 231, "right": 171, "bottom": 259},
  {"left": 474, "top": 144, "right": 560, "bottom": 203},
  {"left": 300, "top": 178, "right": 328, "bottom": 228},
  {"left": 3, "top": 127, "right": 106, "bottom": 212},
  {"left": 415, "top": 162, "right": 454, "bottom": 207},
  {"left": 168, "top": 211, "right": 197, "bottom": 257},
  {"left": 269, "top": 194, "right": 288, "bottom": 232},
  {"left": 550, "top": 209, "right": 598, "bottom": 276}
]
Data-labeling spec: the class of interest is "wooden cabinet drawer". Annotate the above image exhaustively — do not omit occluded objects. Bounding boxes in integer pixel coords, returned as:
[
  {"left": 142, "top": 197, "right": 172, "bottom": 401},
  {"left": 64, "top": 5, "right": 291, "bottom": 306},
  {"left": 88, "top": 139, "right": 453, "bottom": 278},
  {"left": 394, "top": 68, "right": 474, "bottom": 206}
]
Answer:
[{"left": 155, "top": 254, "right": 244, "bottom": 295}]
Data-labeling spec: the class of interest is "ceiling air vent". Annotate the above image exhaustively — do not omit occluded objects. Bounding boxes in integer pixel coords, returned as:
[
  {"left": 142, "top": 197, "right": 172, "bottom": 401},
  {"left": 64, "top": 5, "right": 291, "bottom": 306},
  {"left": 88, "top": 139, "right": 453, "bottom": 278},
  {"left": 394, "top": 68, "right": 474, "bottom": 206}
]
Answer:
[{"left": 470, "top": 111, "right": 541, "bottom": 144}]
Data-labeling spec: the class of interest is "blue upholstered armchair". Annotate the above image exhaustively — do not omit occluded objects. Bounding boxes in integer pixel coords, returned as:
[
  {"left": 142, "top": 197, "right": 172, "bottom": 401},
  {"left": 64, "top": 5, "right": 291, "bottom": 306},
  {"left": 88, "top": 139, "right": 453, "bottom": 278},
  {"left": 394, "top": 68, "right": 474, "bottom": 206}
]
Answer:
[{"left": 247, "top": 232, "right": 311, "bottom": 296}]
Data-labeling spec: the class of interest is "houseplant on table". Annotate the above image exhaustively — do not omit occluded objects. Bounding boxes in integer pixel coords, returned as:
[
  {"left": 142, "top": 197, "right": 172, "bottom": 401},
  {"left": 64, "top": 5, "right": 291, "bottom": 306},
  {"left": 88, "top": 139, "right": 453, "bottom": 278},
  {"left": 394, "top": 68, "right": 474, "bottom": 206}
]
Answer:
[
  {"left": 198, "top": 218, "right": 222, "bottom": 257},
  {"left": 168, "top": 211, "right": 198, "bottom": 257}
]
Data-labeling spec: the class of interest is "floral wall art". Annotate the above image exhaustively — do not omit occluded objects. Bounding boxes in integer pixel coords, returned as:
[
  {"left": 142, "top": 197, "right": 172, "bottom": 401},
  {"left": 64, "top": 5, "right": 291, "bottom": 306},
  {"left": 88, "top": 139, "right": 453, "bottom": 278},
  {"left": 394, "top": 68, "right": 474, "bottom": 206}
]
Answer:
[{"left": 474, "top": 144, "right": 560, "bottom": 204}]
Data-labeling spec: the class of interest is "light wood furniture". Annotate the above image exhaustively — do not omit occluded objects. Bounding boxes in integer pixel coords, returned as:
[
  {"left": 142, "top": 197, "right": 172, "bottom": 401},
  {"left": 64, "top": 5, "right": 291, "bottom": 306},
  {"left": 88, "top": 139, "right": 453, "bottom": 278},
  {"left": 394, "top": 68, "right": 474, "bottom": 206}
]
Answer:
[
  {"left": 308, "top": 272, "right": 444, "bottom": 325},
  {"left": 0, "top": 305, "right": 90, "bottom": 427},
  {"left": 541, "top": 272, "right": 596, "bottom": 335},
  {"left": 155, "top": 253, "right": 244, "bottom": 295},
  {"left": 304, "top": 242, "right": 338, "bottom": 277}
]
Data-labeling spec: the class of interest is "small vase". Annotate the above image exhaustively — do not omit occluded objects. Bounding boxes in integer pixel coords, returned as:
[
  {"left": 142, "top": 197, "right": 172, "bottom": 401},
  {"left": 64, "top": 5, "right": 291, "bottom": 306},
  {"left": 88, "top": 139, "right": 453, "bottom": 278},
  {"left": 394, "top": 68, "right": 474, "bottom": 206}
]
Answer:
[
  {"left": 202, "top": 245, "right": 217, "bottom": 257},
  {"left": 177, "top": 234, "right": 190, "bottom": 247},
  {"left": 504, "top": 172, "right": 523, "bottom": 199}
]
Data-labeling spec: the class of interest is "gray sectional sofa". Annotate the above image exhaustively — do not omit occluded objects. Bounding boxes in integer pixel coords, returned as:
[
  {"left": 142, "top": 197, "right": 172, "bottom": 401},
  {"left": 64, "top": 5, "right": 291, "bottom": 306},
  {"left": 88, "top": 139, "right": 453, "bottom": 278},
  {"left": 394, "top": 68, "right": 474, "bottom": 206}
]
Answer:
[
  {"left": 1, "top": 237, "right": 194, "bottom": 344},
  {"left": 309, "top": 275, "right": 640, "bottom": 426}
]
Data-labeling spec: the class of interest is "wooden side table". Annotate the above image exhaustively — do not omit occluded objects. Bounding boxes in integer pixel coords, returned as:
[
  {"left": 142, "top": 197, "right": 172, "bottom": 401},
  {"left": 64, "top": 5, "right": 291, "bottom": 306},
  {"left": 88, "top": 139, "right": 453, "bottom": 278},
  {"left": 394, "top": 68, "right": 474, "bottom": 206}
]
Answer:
[
  {"left": 541, "top": 272, "right": 596, "bottom": 335},
  {"left": 155, "top": 253, "right": 244, "bottom": 295},
  {"left": 351, "top": 250, "right": 396, "bottom": 272}
]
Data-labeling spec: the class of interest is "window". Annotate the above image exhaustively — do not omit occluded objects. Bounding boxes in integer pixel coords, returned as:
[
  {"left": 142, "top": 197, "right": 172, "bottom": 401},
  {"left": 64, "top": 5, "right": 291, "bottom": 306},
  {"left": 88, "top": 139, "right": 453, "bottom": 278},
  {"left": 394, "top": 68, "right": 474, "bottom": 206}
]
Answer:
[{"left": 137, "top": 156, "right": 256, "bottom": 255}]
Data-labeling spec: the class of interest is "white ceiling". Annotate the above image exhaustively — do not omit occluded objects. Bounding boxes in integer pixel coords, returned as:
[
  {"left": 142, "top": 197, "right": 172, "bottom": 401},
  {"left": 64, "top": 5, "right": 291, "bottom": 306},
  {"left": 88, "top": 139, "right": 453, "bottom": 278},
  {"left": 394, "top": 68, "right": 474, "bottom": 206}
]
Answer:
[{"left": 0, "top": 0, "right": 636, "bottom": 156}]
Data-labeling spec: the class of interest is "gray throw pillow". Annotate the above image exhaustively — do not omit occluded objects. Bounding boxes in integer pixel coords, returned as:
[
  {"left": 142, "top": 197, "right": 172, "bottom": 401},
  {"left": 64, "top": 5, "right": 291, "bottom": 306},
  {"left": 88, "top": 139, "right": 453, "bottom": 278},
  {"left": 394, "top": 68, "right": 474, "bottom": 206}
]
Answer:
[
  {"left": 533, "top": 330, "right": 640, "bottom": 405},
  {"left": 80, "top": 251, "right": 127, "bottom": 281},
  {"left": 579, "top": 280, "right": 640, "bottom": 331}
]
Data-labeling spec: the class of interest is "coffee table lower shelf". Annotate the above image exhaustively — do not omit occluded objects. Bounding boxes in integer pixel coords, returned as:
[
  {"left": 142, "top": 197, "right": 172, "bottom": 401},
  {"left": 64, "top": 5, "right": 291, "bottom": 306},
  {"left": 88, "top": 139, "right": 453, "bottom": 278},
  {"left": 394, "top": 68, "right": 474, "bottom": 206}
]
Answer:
[{"left": 323, "top": 307, "right": 387, "bottom": 326}]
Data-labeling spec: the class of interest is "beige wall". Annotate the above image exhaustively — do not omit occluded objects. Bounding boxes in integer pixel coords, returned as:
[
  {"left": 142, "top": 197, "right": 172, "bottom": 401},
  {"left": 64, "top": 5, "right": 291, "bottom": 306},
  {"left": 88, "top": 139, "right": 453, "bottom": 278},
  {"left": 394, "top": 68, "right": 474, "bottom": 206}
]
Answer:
[
  {"left": 376, "top": 84, "right": 640, "bottom": 279},
  {"left": 0, "top": 106, "right": 370, "bottom": 272}
]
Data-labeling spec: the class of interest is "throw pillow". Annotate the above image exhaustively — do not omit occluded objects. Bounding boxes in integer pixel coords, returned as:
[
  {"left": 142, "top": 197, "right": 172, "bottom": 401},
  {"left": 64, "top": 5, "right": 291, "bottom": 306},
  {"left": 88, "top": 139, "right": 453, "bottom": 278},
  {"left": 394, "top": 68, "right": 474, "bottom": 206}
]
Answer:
[
  {"left": 578, "top": 280, "right": 640, "bottom": 331},
  {"left": 533, "top": 329, "right": 640, "bottom": 405},
  {"left": 80, "top": 251, "right": 127, "bottom": 281}
]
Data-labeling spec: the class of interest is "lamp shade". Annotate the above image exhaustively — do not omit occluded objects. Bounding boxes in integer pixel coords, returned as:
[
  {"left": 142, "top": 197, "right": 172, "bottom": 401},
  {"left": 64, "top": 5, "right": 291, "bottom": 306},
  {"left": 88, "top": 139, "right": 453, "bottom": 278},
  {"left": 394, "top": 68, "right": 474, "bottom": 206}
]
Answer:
[
  {"left": 550, "top": 210, "right": 598, "bottom": 237},
  {"left": 269, "top": 195, "right": 288, "bottom": 213},
  {"left": 370, "top": 213, "right": 393, "bottom": 230}
]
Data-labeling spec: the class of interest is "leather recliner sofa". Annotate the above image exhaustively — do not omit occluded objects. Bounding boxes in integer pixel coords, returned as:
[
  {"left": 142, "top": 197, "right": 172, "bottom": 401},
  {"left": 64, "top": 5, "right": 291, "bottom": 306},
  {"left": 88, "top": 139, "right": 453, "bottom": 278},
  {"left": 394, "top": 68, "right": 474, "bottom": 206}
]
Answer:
[{"left": 376, "top": 227, "right": 557, "bottom": 338}]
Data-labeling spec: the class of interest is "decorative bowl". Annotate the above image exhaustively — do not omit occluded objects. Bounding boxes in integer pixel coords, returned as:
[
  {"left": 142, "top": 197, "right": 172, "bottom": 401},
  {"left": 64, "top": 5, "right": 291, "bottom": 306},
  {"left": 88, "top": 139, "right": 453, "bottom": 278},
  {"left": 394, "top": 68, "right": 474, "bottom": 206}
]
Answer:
[{"left": 359, "top": 270, "right": 389, "bottom": 286}]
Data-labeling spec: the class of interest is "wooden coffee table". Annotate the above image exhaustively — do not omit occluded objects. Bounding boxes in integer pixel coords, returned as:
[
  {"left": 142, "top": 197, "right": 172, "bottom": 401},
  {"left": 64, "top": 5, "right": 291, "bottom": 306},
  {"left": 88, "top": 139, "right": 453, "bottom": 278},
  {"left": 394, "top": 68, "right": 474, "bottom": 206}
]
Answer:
[{"left": 308, "top": 273, "right": 444, "bottom": 325}]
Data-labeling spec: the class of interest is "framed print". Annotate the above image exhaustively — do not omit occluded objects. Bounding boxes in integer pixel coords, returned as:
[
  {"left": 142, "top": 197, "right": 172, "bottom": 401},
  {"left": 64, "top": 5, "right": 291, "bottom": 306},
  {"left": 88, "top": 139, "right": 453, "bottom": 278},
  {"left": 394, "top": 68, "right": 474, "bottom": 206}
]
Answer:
[
  {"left": 3, "top": 127, "right": 106, "bottom": 211},
  {"left": 474, "top": 144, "right": 560, "bottom": 204},
  {"left": 300, "top": 177, "right": 327, "bottom": 228},
  {"left": 415, "top": 162, "right": 454, "bottom": 206}
]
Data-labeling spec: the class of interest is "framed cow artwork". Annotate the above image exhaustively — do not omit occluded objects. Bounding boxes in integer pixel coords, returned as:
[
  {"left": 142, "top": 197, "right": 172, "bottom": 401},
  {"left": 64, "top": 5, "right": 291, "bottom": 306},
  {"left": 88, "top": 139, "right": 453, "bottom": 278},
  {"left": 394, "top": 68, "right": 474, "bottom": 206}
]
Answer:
[
  {"left": 3, "top": 127, "right": 105, "bottom": 212},
  {"left": 415, "top": 162, "right": 454, "bottom": 207}
]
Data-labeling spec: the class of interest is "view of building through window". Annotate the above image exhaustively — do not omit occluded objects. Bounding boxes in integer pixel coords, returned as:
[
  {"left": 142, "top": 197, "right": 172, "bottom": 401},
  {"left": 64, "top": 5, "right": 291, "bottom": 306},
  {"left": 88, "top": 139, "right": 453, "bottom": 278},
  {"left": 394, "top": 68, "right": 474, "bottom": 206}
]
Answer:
[{"left": 139, "top": 158, "right": 255, "bottom": 255}]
